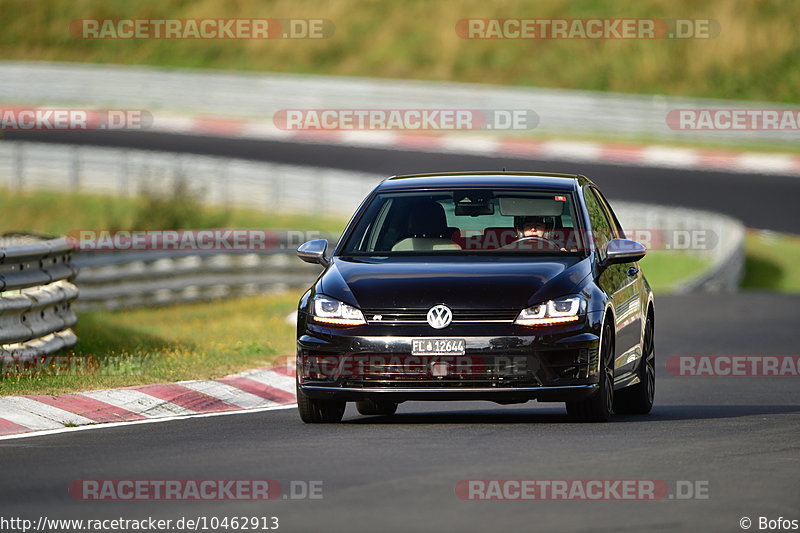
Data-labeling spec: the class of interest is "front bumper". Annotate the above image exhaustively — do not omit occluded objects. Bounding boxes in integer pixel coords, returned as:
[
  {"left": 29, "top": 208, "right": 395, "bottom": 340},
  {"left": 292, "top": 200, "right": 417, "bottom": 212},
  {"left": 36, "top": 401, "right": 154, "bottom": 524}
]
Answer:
[
  {"left": 297, "top": 313, "right": 603, "bottom": 403},
  {"left": 299, "top": 383, "right": 599, "bottom": 403}
]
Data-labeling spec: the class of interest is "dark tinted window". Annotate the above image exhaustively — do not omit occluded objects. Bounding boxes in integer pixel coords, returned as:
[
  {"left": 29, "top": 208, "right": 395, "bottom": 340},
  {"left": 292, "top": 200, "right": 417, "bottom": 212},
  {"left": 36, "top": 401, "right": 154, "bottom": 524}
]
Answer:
[
  {"left": 593, "top": 187, "right": 624, "bottom": 238},
  {"left": 583, "top": 187, "right": 614, "bottom": 260}
]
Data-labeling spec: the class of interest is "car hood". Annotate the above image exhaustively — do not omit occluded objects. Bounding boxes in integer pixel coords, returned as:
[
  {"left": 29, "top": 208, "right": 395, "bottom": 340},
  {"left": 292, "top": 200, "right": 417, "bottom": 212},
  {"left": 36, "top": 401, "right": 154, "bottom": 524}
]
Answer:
[{"left": 318, "top": 256, "right": 592, "bottom": 310}]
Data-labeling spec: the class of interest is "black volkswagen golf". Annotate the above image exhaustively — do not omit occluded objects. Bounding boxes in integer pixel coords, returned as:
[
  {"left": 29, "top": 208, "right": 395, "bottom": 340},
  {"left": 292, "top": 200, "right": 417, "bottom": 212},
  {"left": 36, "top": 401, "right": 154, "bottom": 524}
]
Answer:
[{"left": 295, "top": 172, "right": 655, "bottom": 423}]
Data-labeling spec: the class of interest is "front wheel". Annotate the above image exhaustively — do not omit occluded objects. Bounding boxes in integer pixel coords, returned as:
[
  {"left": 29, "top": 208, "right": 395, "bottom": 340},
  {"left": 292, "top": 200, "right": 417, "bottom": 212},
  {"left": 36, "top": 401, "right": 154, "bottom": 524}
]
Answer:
[
  {"left": 567, "top": 320, "right": 614, "bottom": 422},
  {"left": 296, "top": 383, "right": 346, "bottom": 423},
  {"left": 613, "top": 313, "right": 655, "bottom": 414}
]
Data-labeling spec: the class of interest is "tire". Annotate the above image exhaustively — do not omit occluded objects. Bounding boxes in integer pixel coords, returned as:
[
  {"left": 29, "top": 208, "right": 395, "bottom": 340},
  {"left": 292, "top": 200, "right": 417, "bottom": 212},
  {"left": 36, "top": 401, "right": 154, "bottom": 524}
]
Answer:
[
  {"left": 613, "top": 313, "right": 655, "bottom": 415},
  {"left": 567, "top": 320, "right": 614, "bottom": 422},
  {"left": 296, "top": 382, "right": 346, "bottom": 423},
  {"left": 356, "top": 399, "right": 398, "bottom": 416}
]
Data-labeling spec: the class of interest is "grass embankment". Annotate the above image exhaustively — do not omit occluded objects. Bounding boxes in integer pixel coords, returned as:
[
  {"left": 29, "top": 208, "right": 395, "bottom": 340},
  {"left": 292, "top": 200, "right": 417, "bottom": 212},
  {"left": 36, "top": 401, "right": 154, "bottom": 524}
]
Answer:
[
  {"left": 0, "top": 188, "right": 347, "bottom": 235},
  {"left": 1, "top": 0, "right": 798, "bottom": 103},
  {"left": 741, "top": 230, "right": 800, "bottom": 292},
  {"left": 639, "top": 250, "right": 710, "bottom": 293}
]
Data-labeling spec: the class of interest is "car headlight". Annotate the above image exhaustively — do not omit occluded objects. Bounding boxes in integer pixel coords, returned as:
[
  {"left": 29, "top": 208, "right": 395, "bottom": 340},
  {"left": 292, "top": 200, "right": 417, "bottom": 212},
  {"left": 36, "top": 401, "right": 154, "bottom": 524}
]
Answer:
[
  {"left": 311, "top": 296, "right": 366, "bottom": 326},
  {"left": 515, "top": 296, "right": 583, "bottom": 326}
]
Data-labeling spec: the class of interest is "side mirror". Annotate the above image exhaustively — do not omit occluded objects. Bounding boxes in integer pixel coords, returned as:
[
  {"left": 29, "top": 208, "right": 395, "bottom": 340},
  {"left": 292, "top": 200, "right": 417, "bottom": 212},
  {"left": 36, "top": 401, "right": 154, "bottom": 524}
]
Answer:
[
  {"left": 297, "top": 239, "right": 330, "bottom": 268},
  {"left": 603, "top": 238, "right": 646, "bottom": 267}
]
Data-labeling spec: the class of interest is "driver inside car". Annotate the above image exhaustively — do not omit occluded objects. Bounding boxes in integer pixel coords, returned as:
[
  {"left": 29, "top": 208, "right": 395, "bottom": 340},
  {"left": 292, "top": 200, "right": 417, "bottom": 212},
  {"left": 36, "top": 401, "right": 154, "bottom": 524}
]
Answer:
[
  {"left": 517, "top": 215, "right": 550, "bottom": 239},
  {"left": 515, "top": 215, "right": 569, "bottom": 251}
]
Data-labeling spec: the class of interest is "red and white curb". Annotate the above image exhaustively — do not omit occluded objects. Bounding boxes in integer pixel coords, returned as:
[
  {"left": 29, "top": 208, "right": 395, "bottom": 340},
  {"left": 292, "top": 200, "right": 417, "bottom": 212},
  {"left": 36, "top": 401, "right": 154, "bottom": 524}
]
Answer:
[
  {"left": 0, "top": 365, "right": 296, "bottom": 440},
  {"left": 153, "top": 114, "right": 800, "bottom": 177}
]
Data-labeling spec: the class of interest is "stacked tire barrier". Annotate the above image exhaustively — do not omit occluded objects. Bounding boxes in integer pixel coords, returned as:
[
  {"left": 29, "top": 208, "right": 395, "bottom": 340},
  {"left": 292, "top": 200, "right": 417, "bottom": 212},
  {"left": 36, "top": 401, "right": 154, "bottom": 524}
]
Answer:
[{"left": 0, "top": 234, "right": 79, "bottom": 359}]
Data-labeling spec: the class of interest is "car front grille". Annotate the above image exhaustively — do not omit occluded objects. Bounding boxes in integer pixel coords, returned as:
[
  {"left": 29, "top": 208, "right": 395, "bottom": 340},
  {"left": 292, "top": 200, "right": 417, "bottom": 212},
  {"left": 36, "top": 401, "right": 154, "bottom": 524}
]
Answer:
[{"left": 362, "top": 308, "right": 519, "bottom": 325}]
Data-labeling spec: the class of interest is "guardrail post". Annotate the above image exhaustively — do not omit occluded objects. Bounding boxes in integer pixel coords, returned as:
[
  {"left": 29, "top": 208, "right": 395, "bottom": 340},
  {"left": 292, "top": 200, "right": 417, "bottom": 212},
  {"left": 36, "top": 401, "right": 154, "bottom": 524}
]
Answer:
[
  {"left": 119, "top": 150, "right": 129, "bottom": 196},
  {"left": 14, "top": 142, "right": 24, "bottom": 190},
  {"left": 315, "top": 172, "right": 324, "bottom": 215},
  {"left": 220, "top": 160, "right": 230, "bottom": 208},
  {"left": 271, "top": 172, "right": 281, "bottom": 212},
  {"left": 70, "top": 146, "right": 80, "bottom": 191}
]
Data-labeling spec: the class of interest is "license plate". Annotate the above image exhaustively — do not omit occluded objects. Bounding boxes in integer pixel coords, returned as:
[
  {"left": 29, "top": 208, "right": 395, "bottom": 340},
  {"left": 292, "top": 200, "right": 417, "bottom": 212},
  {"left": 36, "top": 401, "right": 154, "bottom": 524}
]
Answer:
[{"left": 411, "top": 338, "right": 466, "bottom": 356}]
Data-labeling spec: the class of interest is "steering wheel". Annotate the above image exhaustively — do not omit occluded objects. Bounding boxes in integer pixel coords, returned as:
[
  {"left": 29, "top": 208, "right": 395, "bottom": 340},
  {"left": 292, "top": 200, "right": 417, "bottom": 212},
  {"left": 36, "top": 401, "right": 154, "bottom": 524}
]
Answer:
[{"left": 500, "top": 235, "right": 562, "bottom": 250}]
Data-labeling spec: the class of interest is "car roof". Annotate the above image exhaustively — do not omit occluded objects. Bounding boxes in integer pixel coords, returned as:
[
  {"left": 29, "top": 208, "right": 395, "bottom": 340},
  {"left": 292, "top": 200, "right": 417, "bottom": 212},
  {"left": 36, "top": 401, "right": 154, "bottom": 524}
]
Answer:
[{"left": 378, "top": 171, "right": 592, "bottom": 192}]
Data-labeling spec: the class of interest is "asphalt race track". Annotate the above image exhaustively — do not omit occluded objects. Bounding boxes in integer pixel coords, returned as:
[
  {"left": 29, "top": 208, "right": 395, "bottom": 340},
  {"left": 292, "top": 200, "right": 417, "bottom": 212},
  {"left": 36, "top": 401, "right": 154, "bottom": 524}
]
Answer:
[
  {"left": 1, "top": 293, "right": 798, "bottom": 532},
  {"left": 1, "top": 133, "right": 798, "bottom": 532}
]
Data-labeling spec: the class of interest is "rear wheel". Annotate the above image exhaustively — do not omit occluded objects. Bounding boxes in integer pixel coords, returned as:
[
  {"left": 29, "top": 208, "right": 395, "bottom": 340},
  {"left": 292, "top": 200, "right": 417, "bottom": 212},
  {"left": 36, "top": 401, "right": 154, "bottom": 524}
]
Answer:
[
  {"left": 567, "top": 320, "right": 614, "bottom": 422},
  {"left": 296, "top": 383, "right": 346, "bottom": 423},
  {"left": 356, "top": 399, "right": 398, "bottom": 416},
  {"left": 614, "top": 313, "right": 655, "bottom": 414}
]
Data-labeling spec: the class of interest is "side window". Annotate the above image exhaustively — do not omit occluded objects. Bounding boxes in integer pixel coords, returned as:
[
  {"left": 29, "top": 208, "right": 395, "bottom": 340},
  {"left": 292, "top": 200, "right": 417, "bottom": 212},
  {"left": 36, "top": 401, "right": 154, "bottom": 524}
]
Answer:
[
  {"left": 584, "top": 187, "right": 614, "bottom": 260},
  {"left": 594, "top": 188, "right": 624, "bottom": 238}
]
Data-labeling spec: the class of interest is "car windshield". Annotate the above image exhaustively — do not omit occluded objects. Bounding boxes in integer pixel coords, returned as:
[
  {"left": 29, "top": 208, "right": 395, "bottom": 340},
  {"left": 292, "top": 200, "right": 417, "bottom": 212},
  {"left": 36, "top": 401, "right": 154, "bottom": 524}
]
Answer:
[{"left": 340, "top": 189, "right": 584, "bottom": 255}]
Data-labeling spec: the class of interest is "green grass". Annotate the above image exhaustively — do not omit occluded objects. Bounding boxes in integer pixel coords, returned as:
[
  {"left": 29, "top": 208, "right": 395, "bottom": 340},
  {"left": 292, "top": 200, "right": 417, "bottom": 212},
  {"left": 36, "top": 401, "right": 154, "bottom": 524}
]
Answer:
[
  {"left": 0, "top": 188, "right": 347, "bottom": 236},
  {"left": 742, "top": 230, "right": 800, "bottom": 292},
  {"left": 0, "top": 291, "right": 301, "bottom": 396},
  {"left": 639, "top": 250, "right": 712, "bottom": 293},
  {"left": 0, "top": 0, "right": 798, "bottom": 103}
]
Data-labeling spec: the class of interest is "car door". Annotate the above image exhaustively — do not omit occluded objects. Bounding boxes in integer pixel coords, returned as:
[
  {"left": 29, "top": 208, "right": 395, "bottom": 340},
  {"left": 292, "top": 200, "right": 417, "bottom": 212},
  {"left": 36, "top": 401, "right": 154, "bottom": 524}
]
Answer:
[
  {"left": 595, "top": 188, "right": 645, "bottom": 376},
  {"left": 584, "top": 186, "right": 641, "bottom": 378}
]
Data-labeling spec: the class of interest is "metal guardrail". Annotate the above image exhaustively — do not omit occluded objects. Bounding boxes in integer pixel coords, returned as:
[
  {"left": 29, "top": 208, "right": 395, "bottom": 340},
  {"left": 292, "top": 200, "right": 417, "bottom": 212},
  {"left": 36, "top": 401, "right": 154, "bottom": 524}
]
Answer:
[
  {"left": 1, "top": 61, "right": 797, "bottom": 148},
  {"left": 612, "top": 202, "right": 745, "bottom": 293},
  {"left": 0, "top": 234, "right": 79, "bottom": 358},
  {"left": 72, "top": 235, "right": 337, "bottom": 310},
  {"left": 0, "top": 142, "right": 380, "bottom": 217}
]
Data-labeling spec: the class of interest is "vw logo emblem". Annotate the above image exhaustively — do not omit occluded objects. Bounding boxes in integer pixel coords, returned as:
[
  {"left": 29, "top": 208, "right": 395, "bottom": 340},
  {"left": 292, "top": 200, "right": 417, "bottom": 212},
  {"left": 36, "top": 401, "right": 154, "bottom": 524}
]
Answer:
[{"left": 427, "top": 305, "right": 452, "bottom": 329}]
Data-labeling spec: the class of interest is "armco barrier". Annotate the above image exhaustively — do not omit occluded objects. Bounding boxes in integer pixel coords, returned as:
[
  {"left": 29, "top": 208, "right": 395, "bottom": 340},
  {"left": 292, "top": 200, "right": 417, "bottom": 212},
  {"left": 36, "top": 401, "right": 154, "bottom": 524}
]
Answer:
[
  {"left": 71, "top": 234, "right": 337, "bottom": 310},
  {"left": 0, "top": 142, "right": 380, "bottom": 217},
  {"left": 0, "top": 234, "right": 79, "bottom": 358},
  {"left": 611, "top": 202, "right": 745, "bottom": 293}
]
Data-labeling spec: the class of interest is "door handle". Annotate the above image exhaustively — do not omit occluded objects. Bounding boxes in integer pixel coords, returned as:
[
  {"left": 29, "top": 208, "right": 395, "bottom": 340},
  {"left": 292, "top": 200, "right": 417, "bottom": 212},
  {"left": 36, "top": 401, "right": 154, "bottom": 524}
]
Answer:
[{"left": 627, "top": 266, "right": 639, "bottom": 276}]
